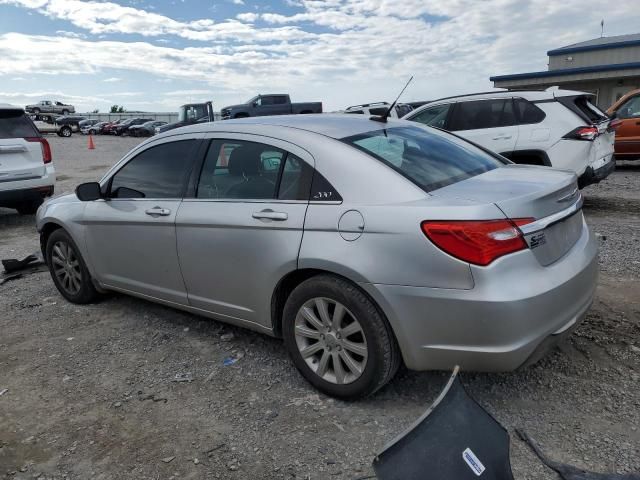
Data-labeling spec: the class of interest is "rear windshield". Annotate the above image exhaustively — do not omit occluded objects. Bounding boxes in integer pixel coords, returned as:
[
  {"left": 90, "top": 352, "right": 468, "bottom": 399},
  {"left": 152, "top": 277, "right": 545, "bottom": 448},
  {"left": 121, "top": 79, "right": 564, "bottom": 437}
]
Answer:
[
  {"left": 0, "top": 109, "right": 39, "bottom": 139},
  {"left": 558, "top": 95, "right": 608, "bottom": 123},
  {"left": 342, "top": 126, "right": 505, "bottom": 192}
]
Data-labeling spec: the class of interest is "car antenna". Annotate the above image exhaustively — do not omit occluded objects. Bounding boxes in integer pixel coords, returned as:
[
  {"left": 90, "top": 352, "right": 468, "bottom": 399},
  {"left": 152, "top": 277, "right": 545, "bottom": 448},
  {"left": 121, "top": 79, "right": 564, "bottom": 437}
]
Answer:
[{"left": 370, "top": 76, "right": 414, "bottom": 123}]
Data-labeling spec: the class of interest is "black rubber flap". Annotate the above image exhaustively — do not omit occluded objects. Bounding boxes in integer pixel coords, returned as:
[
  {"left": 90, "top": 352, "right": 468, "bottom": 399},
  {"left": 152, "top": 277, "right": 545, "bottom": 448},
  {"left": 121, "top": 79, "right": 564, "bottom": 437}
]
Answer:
[{"left": 373, "top": 369, "right": 514, "bottom": 480}]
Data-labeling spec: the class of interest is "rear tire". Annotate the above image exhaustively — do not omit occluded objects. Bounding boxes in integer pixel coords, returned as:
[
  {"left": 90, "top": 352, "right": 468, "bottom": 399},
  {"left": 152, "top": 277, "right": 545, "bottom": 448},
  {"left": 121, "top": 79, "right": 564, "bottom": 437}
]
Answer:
[
  {"left": 60, "top": 126, "right": 72, "bottom": 137},
  {"left": 46, "top": 229, "right": 100, "bottom": 304},
  {"left": 33, "top": 108, "right": 40, "bottom": 114},
  {"left": 16, "top": 199, "right": 42, "bottom": 215},
  {"left": 282, "top": 275, "right": 401, "bottom": 399}
]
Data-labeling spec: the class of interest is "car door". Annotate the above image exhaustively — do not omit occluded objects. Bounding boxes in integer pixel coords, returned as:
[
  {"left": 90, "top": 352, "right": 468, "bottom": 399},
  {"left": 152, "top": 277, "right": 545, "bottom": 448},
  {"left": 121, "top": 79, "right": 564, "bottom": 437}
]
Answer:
[
  {"left": 83, "top": 136, "right": 201, "bottom": 304},
  {"left": 176, "top": 135, "right": 313, "bottom": 328},
  {"left": 447, "top": 99, "right": 518, "bottom": 155},
  {"left": 612, "top": 94, "right": 640, "bottom": 157}
]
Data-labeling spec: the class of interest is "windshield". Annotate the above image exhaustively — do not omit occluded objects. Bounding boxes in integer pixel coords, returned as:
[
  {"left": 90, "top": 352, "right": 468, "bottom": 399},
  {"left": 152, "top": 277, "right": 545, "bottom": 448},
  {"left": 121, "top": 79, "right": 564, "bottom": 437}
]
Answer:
[
  {"left": 342, "top": 126, "right": 505, "bottom": 192},
  {"left": 245, "top": 96, "right": 259, "bottom": 105}
]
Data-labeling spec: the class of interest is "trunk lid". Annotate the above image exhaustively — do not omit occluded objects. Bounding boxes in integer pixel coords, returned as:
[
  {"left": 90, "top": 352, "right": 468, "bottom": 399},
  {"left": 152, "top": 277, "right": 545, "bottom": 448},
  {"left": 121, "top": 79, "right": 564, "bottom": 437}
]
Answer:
[{"left": 431, "top": 165, "right": 583, "bottom": 266}]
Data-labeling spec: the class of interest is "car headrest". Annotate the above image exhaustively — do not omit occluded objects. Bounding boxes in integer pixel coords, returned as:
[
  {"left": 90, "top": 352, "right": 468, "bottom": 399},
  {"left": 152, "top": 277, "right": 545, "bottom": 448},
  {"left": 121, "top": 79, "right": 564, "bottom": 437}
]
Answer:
[{"left": 228, "top": 145, "right": 262, "bottom": 176}]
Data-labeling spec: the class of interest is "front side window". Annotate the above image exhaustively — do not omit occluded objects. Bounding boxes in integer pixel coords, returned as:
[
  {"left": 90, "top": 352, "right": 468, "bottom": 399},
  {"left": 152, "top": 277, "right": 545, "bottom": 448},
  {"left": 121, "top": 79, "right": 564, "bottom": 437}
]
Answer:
[
  {"left": 343, "top": 126, "right": 504, "bottom": 192},
  {"left": 448, "top": 99, "right": 516, "bottom": 131},
  {"left": 110, "top": 140, "right": 197, "bottom": 199},
  {"left": 197, "top": 140, "right": 312, "bottom": 200},
  {"left": 410, "top": 104, "right": 451, "bottom": 129},
  {"left": 617, "top": 96, "right": 640, "bottom": 119}
]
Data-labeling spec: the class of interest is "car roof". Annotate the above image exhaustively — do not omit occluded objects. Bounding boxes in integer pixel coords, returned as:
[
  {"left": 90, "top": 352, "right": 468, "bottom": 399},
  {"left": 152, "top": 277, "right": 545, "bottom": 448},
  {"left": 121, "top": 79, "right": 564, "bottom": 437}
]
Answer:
[
  {"left": 421, "top": 88, "right": 592, "bottom": 105},
  {"left": 172, "top": 114, "right": 413, "bottom": 140},
  {"left": 0, "top": 103, "right": 24, "bottom": 111}
]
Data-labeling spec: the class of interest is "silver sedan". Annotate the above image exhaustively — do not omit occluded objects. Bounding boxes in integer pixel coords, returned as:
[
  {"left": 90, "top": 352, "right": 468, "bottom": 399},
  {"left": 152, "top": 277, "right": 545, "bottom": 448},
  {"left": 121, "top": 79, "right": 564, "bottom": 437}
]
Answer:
[{"left": 36, "top": 115, "right": 598, "bottom": 398}]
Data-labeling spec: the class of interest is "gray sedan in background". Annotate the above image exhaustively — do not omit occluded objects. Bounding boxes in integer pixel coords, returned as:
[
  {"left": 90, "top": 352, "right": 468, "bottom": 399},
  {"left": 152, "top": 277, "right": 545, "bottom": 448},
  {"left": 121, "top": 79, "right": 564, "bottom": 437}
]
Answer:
[{"left": 36, "top": 115, "right": 597, "bottom": 398}]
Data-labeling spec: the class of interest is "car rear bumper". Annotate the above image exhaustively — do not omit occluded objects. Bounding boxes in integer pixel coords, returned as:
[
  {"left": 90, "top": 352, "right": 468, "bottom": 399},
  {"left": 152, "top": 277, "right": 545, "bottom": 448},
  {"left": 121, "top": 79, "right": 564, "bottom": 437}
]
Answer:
[
  {"left": 361, "top": 219, "right": 598, "bottom": 372},
  {"left": 578, "top": 153, "right": 615, "bottom": 188},
  {"left": 0, "top": 184, "right": 54, "bottom": 206}
]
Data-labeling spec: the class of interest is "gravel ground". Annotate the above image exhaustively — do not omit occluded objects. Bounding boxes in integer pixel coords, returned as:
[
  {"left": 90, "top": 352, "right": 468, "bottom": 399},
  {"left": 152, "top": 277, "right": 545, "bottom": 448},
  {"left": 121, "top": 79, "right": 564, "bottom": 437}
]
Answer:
[{"left": 1, "top": 135, "right": 639, "bottom": 479}]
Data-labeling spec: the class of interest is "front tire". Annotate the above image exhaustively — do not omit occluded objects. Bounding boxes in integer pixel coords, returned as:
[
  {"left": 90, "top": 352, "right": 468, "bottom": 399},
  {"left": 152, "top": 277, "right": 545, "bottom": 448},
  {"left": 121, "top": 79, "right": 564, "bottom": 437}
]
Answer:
[
  {"left": 60, "top": 126, "right": 72, "bottom": 137},
  {"left": 46, "top": 229, "right": 99, "bottom": 304},
  {"left": 62, "top": 109, "right": 69, "bottom": 115},
  {"left": 283, "top": 275, "right": 401, "bottom": 399}
]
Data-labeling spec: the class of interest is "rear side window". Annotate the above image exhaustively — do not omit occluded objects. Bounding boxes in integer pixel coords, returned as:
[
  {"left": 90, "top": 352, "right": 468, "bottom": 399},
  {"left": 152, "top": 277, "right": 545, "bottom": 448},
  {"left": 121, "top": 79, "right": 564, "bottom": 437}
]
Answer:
[
  {"left": 514, "top": 98, "right": 546, "bottom": 124},
  {"left": 0, "top": 110, "right": 38, "bottom": 139},
  {"left": 448, "top": 99, "right": 516, "bottom": 131},
  {"left": 196, "top": 140, "right": 314, "bottom": 201},
  {"left": 345, "top": 110, "right": 365, "bottom": 114},
  {"left": 110, "top": 140, "right": 197, "bottom": 198},
  {"left": 343, "top": 126, "right": 504, "bottom": 192}
]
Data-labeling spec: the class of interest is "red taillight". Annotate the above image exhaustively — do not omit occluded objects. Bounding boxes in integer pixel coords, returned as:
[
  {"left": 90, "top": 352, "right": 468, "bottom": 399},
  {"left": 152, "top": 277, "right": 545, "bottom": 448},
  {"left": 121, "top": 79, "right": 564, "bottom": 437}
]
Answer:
[
  {"left": 25, "top": 137, "right": 52, "bottom": 164},
  {"left": 563, "top": 126, "right": 598, "bottom": 141},
  {"left": 608, "top": 119, "right": 623, "bottom": 132},
  {"left": 420, "top": 218, "right": 534, "bottom": 266}
]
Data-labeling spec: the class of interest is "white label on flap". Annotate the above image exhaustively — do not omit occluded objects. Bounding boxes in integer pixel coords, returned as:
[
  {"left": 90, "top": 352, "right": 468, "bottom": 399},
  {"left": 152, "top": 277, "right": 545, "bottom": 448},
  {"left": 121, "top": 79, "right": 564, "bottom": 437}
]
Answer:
[{"left": 462, "top": 447, "right": 485, "bottom": 476}]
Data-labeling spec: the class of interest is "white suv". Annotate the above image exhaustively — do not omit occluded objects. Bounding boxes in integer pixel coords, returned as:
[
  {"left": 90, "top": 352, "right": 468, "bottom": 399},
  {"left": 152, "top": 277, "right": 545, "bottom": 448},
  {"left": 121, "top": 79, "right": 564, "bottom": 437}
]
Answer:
[
  {"left": 0, "top": 104, "right": 55, "bottom": 214},
  {"left": 403, "top": 89, "right": 615, "bottom": 188},
  {"left": 345, "top": 102, "right": 413, "bottom": 118}
]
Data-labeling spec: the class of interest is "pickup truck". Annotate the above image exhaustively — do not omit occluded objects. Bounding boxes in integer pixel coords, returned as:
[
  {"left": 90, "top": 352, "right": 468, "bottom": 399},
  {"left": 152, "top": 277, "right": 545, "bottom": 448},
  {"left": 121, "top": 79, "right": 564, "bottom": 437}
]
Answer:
[
  {"left": 25, "top": 100, "right": 76, "bottom": 115},
  {"left": 221, "top": 94, "right": 322, "bottom": 120}
]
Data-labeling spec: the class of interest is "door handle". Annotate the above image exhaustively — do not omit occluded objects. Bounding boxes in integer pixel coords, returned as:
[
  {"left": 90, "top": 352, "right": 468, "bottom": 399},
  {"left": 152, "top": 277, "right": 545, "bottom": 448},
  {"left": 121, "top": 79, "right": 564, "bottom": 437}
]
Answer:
[
  {"left": 145, "top": 207, "right": 171, "bottom": 216},
  {"left": 492, "top": 135, "right": 512, "bottom": 140},
  {"left": 252, "top": 209, "right": 288, "bottom": 221}
]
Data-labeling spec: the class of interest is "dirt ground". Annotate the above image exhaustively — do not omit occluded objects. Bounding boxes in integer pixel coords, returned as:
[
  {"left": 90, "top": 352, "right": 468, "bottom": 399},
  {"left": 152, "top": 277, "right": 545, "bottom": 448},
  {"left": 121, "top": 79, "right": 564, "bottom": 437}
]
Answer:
[{"left": 1, "top": 135, "right": 639, "bottom": 479}]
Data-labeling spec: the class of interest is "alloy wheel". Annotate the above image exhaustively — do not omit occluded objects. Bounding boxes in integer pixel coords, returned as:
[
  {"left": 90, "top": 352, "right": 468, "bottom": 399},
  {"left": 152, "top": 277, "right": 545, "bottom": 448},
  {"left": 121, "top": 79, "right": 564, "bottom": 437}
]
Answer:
[
  {"left": 294, "top": 297, "right": 368, "bottom": 385},
  {"left": 51, "top": 241, "right": 82, "bottom": 295}
]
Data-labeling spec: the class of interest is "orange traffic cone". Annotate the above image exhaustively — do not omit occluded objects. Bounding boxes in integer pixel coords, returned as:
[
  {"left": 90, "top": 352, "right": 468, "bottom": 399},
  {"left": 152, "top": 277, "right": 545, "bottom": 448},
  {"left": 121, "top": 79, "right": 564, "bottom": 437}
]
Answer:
[{"left": 88, "top": 134, "right": 95, "bottom": 150}]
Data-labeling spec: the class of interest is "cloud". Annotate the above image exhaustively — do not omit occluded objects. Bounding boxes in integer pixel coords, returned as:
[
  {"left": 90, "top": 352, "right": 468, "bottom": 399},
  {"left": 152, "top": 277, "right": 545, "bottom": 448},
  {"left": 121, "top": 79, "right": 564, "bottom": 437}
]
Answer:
[
  {"left": 0, "top": 0, "right": 639, "bottom": 111},
  {"left": 236, "top": 12, "right": 258, "bottom": 22},
  {"left": 102, "top": 77, "right": 121, "bottom": 83},
  {"left": 230, "top": 0, "right": 244, "bottom": 4}
]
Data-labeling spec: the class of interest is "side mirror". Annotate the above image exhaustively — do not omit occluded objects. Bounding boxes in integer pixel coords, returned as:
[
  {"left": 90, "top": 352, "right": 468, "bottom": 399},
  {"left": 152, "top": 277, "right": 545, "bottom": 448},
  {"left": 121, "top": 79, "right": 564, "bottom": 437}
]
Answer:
[
  {"left": 253, "top": 101, "right": 259, "bottom": 107},
  {"left": 76, "top": 182, "right": 102, "bottom": 201}
]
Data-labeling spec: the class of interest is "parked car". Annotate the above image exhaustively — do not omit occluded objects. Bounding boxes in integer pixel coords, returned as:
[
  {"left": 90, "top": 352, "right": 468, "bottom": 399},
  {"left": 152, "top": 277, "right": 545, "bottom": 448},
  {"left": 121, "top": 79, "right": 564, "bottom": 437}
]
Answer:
[
  {"left": 403, "top": 89, "right": 615, "bottom": 188},
  {"left": 157, "top": 102, "right": 214, "bottom": 134},
  {"left": 606, "top": 88, "right": 640, "bottom": 160},
  {"left": 30, "top": 114, "right": 59, "bottom": 134},
  {"left": 130, "top": 120, "right": 166, "bottom": 137},
  {"left": 1, "top": 104, "right": 54, "bottom": 214},
  {"left": 101, "top": 120, "right": 124, "bottom": 135},
  {"left": 113, "top": 118, "right": 154, "bottom": 136},
  {"left": 55, "top": 116, "right": 87, "bottom": 137},
  {"left": 25, "top": 100, "right": 75, "bottom": 115},
  {"left": 37, "top": 114, "right": 597, "bottom": 398},
  {"left": 344, "top": 102, "right": 413, "bottom": 118},
  {"left": 221, "top": 94, "right": 322, "bottom": 119},
  {"left": 78, "top": 119, "right": 100, "bottom": 129},
  {"left": 82, "top": 121, "right": 109, "bottom": 135}
]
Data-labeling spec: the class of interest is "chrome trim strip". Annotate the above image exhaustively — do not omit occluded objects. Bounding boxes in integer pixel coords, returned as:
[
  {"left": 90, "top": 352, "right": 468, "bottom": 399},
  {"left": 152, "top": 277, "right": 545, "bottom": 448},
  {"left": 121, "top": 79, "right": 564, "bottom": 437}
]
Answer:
[{"left": 519, "top": 195, "right": 584, "bottom": 235}]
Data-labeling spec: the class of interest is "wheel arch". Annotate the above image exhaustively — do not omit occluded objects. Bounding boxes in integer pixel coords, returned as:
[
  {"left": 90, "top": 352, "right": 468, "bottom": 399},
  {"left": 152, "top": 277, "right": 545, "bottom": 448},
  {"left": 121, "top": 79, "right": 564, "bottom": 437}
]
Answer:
[
  {"left": 39, "top": 221, "right": 64, "bottom": 259},
  {"left": 270, "top": 268, "right": 397, "bottom": 346}
]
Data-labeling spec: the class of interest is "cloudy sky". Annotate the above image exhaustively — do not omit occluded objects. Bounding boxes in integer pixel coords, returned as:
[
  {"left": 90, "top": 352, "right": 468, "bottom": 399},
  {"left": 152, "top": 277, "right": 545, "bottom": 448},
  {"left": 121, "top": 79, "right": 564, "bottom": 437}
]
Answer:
[{"left": 0, "top": 0, "right": 637, "bottom": 113}]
